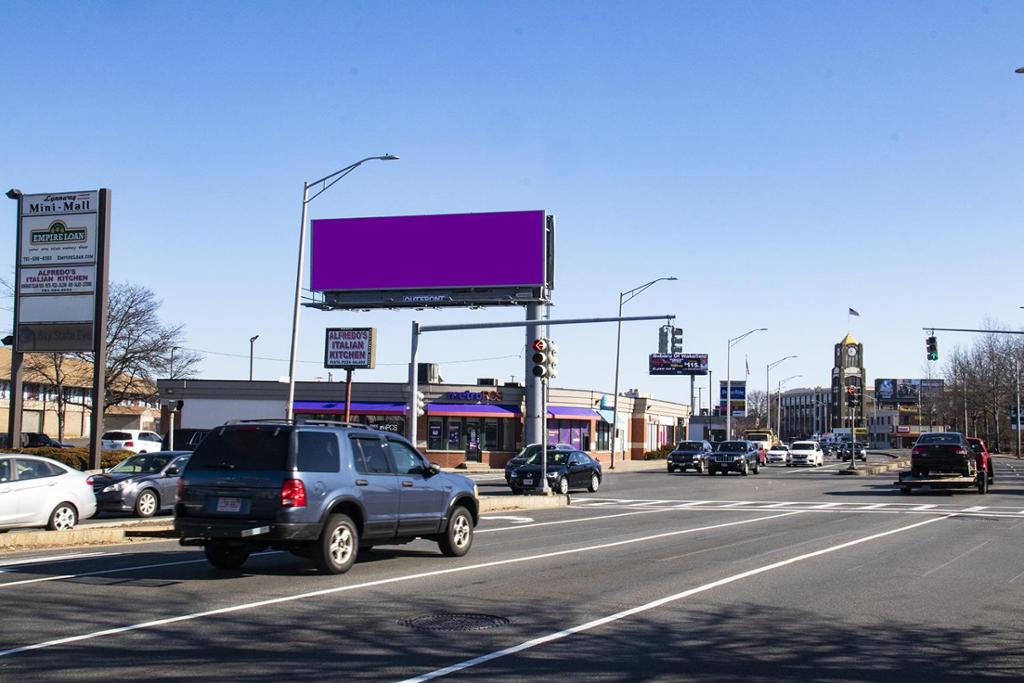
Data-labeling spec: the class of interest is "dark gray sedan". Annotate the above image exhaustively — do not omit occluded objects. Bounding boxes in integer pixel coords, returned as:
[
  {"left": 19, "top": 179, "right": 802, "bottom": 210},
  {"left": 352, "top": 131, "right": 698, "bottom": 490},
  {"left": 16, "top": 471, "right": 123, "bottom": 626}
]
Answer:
[{"left": 93, "top": 452, "right": 190, "bottom": 517}]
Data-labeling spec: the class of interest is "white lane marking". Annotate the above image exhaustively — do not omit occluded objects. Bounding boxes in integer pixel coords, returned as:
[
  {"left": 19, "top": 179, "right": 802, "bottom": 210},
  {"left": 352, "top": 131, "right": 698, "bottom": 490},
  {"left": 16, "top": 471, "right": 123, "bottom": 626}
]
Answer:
[
  {"left": 0, "top": 552, "right": 120, "bottom": 571},
  {"left": 480, "top": 516, "right": 534, "bottom": 524},
  {"left": 764, "top": 502, "right": 795, "bottom": 508},
  {"left": 808, "top": 503, "right": 840, "bottom": 509},
  {"left": 477, "top": 508, "right": 670, "bottom": 534},
  {"left": 912, "top": 504, "right": 937, "bottom": 511},
  {"left": 1009, "top": 568, "right": 1024, "bottom": 584},
  {"left": 674, "top": 500, "right": 712, "bottom": 508},
  {"left": 630, "top": 500, "right": 669, "bottom": 507},
  {"left": 400, "top": 514, "right": 952, "bottom": 682},
  {"left": 0, "top": 551, "right": 282, "bottom": 590},
  {"left": 862, "top": 504, "right": 889, "bottom": 509},
  {"left": 922, "top": 540, "right": 992, "bottom": 577},
  {"left": 722, "top": 502, "right": 755, "bottom": 508},
  {"left": 962, "top": 506, "right": 987, "bottom": 513},
  {"left": 0, "top": 512, "right": 803, "bottom": 658}
]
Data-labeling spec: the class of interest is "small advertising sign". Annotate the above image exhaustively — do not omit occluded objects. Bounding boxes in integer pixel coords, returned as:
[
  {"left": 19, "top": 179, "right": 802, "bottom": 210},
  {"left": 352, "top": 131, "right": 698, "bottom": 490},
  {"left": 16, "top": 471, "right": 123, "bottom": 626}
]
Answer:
[
  {"left": 324, "top": 328, "right": 377, "bottom": 369},
  {"left": 719, "top": 380, "right": 747, "bottom": 417},
  {"left": 649, "top": 353, "right": 709, "bottom": 376}
]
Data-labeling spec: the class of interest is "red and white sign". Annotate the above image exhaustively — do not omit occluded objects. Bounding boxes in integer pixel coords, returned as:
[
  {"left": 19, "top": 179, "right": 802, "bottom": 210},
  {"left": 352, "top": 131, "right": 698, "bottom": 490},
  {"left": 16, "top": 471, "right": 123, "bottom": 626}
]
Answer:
[{"left": 324, "top": 328, "right": 377, "bottom": 369}]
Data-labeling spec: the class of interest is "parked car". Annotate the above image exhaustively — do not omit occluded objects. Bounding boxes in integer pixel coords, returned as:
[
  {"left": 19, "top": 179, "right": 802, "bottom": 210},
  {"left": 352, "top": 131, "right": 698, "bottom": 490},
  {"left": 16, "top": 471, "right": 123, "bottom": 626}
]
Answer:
[
  {"left": 23, "top": 433, "right": 73, "bottom": 448},
  {"left": 766, "top": 444, "right": 790, "bottom": 465},
  {"left": 708, "top": 440, "right": 761, "bottom": 476},
  {"left": 161, "top": 428, "right": 211, "bottom": 452},
  {"left": 92, "top": 451, "right": 191, "bottom": 517},
  {"left": 839, "top": 443, "right": 867, "bottom": 462},
  {"left": 667, "top": 440, "right": 713, "bottom": 473},
  {"left": 507, "top": 449, "right": 601, "bottom": 494},
  {"left": 788, "top": 441, "right": 824, "bottom": 467},
  {"left": 176, "top": 420, "right": 479, "bottom": 574},
  {"left": 504, "top": 443, "right": 574, "bottom": 485},
  {"left": 0, "top": 454, "right": 97, "bottom": 531},
  {"left": 101, "top": 430, "right": 164, "bottom": 454}
]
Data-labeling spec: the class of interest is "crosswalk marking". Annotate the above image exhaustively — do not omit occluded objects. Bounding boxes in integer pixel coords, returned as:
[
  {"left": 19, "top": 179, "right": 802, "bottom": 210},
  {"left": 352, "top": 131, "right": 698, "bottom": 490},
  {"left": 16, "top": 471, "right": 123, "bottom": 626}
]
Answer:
[
  {"left": 572, "top": 497, "right": 1023, "bottom": 518},
  {"left": 962, "top": 506, "right": 987, "bottom": 512},
  {"left": 912, "top": 504, "right": 937, "bottom": 510}
]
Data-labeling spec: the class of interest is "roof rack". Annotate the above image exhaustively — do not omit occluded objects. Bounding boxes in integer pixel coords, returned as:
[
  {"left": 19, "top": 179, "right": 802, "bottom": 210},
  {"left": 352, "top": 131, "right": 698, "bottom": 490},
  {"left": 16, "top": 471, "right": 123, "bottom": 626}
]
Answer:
[{"left": 222, "top": 418, "right": 373, "bottom": 430}]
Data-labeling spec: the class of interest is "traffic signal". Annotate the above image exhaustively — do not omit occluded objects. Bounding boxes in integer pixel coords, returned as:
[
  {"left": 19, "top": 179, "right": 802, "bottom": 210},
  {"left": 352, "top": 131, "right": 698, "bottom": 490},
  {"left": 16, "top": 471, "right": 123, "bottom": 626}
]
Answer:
[
  {"left": 671, "top": 328, "right": 683, "bottom": 354},
  {"left": 926, "top": 336, "right": 938, "bottom": 361},
  {"left": 531, "top": 338, "right": 558, "bottom": 380},
  {"left": 658, "top": 325, "right": 672, "bottom": 354},
  {"left": 414, "top": 390, "right": 426, "bottom": 417},
  {"left": 845, "top": 385, "right": 858, "bottom": 407}
]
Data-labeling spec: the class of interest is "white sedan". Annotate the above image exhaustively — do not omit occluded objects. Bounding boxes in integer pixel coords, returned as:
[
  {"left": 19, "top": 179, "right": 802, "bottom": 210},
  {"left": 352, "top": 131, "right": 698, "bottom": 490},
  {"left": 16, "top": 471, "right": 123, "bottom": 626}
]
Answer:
[
  {"left": 787, "top": 441, "right": 824, "bottom": 467},
  {"left": 766, "top": 445, "right": 790, "bottom": 465},
  {"left": 0, "top": 455, "right": 97, "bottom": 531}
]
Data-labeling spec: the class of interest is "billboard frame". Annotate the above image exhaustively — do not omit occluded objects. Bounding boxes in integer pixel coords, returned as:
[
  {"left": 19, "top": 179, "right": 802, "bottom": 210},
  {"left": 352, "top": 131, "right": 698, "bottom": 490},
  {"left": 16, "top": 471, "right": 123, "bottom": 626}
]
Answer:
[
  {"left": 649, "top": 353, "right": 709, "bottom": 376},
  {"left": 307, "top": 212, "right": 555, "bottom": 311}
]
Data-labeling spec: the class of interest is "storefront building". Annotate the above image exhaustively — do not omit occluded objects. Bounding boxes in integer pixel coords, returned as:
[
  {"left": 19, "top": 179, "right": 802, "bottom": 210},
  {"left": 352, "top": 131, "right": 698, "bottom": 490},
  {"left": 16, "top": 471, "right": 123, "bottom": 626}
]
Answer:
[{"left": 157, "top": 378, "right": 689, "bottom": 468}]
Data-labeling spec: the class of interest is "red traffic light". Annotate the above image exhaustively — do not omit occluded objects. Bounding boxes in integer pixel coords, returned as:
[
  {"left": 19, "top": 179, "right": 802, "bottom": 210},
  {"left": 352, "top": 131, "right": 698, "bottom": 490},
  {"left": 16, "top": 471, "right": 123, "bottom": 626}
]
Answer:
[{"left": 531, "top": 338, "right": 547, "bottom": 352}]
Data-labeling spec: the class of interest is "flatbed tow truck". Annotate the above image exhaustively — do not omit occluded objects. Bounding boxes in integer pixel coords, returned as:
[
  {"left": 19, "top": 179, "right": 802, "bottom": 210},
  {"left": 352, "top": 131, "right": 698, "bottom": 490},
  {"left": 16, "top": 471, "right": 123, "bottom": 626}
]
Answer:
[{"left": 894, "top": 432, "right": 992, "bottom": 495}]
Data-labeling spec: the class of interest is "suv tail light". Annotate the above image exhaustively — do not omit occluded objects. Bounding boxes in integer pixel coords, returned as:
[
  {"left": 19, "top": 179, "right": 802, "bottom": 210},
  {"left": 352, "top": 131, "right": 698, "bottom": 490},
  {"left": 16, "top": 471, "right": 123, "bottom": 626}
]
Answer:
[
  {"left": 176, "top": 478, "right": 185, "bottom": 500},
  {"left": 911, "top": 447, "right": 925, "bottom": 456},
  {"left": 281, "top": 479, "right": 306, "bottom": 508},
  {"left": 954, "top": 447, "right": 968, "bottom": 456},
  {"left": 85, "top": 476, "right": 94, "bottom": 486}
]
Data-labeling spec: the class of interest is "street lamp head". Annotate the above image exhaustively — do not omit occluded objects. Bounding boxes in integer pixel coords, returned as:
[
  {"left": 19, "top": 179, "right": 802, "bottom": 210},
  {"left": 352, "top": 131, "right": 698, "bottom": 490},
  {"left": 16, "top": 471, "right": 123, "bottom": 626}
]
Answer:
[
  {"left": 250, "top": 335, "right": 259, "bottom": 343},
  {"left": 666, "top": 276, "right": 678, "bottom": 281},
  {"left": 379, "top": 154, "right": 400, "bottom": 161},
  {"left": 1016, "top": 67, "right": 1024, "bottom": 74},
  {"left": 6, "top": 188, "right": 22, "bottom": 200}
]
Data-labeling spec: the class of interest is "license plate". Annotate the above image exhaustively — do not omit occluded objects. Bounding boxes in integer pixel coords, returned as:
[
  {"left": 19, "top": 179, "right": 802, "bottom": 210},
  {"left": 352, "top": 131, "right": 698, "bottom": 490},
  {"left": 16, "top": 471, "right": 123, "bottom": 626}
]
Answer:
[
  {"left": 216, "top": 497, "right": 242, "bottom": 513},
  {"left": 522, "top": 478, "right": 534, "bottom": 486}
]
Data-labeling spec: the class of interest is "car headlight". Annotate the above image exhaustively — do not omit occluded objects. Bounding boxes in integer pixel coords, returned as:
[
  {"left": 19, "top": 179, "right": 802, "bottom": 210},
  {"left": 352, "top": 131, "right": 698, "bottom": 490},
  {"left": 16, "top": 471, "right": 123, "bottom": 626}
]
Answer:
[
  {"left": 102, "top": 481, "right": 132, "bottom": 493},
  {"left": 733, "top": 455, "right": 743, "bottom": 461},
  {"left": 546, "top": 471, "right": 559, "bottom": 478}
]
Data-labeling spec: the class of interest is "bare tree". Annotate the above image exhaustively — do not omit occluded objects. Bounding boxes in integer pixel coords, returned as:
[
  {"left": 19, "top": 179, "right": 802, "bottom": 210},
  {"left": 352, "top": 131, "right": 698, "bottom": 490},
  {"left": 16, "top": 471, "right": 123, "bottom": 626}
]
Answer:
[
  {"left": 21, "top": 353, "right": 91, "bottom": 442},
  {"left": 745, "top": 390, "right": 768, "bottom": 427},
  {"left": 75, "top": 282, "right": 202, "bottom": 411}
]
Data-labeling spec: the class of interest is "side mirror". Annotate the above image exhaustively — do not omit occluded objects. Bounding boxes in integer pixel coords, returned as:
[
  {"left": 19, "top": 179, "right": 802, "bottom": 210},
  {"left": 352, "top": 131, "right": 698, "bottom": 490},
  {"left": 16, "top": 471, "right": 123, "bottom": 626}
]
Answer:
[
  {"left": 165, "top": 466, "right": 180, "bottom": 476},
  {"left": 427, "top": 463, "right": 442, "bottom": 476}
]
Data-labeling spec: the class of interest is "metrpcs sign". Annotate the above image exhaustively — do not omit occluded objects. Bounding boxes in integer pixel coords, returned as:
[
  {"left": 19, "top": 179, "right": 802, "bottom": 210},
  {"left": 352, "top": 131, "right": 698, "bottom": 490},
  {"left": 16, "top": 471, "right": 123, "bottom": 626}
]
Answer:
[{"left": 324, "top": 327, "right": 377, "bottom": 370}]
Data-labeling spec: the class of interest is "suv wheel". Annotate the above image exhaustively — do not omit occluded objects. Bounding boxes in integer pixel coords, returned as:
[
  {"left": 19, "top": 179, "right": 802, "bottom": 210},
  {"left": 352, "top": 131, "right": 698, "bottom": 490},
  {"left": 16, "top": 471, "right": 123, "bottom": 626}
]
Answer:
[
  {"left": 696, "top": 461, "right": 705, "bottom": 473},
  {"left": 588, "top": 473, "right": 600, "bottom": 492},
  {"left": 438, "top": 506, "right": 474, "bottom": 557},
  {"left": 740, "top": 460, "right": 749, "bottom": 476},
  {"left": 204, "top": 542, "right": 250, "bottom": 570},
  {"left": 134, "top": 489, "right": 159, "bottom": 518},
  {"left": 314, "top": 513, "right": 359, "bottom": 575}
]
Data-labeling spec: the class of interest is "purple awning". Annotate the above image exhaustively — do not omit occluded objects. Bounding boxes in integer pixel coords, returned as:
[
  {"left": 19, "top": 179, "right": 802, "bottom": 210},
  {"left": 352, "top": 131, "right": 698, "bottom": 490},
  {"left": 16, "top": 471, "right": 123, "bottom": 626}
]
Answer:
[
  {"left": 294, "top": 401, "right": 407, "bottom": 415},
  {"left": 547, "top": 406, "right": 600, "bottom": 420},
  {"left": 427, "top": 404, "right": 520, "bottom": 417}
]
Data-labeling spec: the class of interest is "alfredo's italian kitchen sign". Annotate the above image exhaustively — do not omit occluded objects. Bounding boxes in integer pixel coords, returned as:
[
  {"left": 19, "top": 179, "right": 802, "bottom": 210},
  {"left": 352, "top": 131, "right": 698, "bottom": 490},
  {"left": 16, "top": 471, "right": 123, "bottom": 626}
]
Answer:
[{"left": 324, "top": 327, "right": 377, "bottom": 369}]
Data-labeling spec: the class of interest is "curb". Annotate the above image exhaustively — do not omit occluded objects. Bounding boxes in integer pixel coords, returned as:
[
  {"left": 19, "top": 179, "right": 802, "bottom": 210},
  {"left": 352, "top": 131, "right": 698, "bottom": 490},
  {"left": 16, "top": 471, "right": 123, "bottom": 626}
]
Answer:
[
  {"left": 0, "top": 494, "right": 570, "bottom": 553},
  {"left": 835, "top": 459, "right": 910, "bottom": 476}
]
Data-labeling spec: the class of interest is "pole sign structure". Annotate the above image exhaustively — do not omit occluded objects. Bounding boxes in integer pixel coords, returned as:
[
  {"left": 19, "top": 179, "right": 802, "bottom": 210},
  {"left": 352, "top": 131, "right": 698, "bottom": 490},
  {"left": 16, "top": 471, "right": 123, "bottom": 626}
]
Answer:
[
  {"left": 324, "top": 327, "right": 377, "bottom": 423},
  {"left": 8, "top": 189, "right": 110, "bottom": 469}
]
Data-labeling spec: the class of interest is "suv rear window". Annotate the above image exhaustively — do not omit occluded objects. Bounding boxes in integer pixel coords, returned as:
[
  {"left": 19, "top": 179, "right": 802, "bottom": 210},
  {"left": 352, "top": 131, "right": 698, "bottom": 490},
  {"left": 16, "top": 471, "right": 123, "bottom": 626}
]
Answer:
[
  {"left": 103, "top": 432, "right": 131, "bottom": 441},
  {"left": 188, "top": 427, "right": 291, "bottom": 471}
]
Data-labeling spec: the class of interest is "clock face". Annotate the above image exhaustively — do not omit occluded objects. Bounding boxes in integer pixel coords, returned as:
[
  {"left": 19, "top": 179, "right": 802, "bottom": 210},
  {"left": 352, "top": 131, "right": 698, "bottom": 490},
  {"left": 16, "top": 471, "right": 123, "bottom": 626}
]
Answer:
[{"left": 847, "top": 347, "right": 857, "bottom": 358}]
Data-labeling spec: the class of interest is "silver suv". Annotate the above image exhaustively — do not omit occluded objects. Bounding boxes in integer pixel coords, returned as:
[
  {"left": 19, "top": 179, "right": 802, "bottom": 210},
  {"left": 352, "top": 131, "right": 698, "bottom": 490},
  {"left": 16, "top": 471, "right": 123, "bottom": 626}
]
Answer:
[{"left": 175, "top": 420, "right": 479, "bottom": 574}]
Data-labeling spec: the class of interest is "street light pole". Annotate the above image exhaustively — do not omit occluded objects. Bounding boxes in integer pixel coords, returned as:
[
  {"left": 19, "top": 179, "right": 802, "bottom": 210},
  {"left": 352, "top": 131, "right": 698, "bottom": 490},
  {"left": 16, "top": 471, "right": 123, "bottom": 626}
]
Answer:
[
  {"left": 249, "top": 335, "right": 259, "bottom": 381},
  {"left": 609, "top": 276, "right": 677, "bottom": 468},
  {"left": 726, "top": 327, "right": 767, "bottom": 440},
  {"left": 766, "top": 355, "right": 796, "bottom": 436},
  {"left": 776, "top": 374, "right": 801, "bottom": 439},
  {"left": 1016, "top": 358, "right": 1022, "bottom": 459},
  {"left": 285, "top": 155, "right": 399, "bottom": 420}
]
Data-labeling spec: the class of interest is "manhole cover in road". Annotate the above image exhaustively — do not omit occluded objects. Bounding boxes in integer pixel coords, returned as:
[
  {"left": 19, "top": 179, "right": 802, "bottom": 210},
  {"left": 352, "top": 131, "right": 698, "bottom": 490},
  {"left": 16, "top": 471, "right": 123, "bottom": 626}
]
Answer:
[{"left": 400, "top": 613, "right": 511, "bottom": 632}]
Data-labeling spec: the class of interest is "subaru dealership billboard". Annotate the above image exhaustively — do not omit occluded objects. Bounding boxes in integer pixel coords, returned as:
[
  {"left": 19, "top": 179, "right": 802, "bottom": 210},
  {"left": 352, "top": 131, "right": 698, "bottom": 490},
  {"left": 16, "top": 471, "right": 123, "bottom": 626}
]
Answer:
[
  {"left": 649, "top": 353, "right": 709, "bottom": 376},
  {"left": 310, "top": 210, "right": 553, "bottom": 309},
  {"left": 875, "top": 378, "right": 945, "bottom": 404}
]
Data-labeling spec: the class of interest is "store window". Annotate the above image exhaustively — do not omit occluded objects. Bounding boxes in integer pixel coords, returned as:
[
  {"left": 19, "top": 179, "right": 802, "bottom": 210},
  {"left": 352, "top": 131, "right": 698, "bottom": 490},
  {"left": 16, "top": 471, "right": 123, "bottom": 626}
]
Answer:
[
  {"left": 425, "top": 417, "right": 516, "bottom": 452},
  {"left": 595, "top": 421, "right": 611, "bottom": 450}
]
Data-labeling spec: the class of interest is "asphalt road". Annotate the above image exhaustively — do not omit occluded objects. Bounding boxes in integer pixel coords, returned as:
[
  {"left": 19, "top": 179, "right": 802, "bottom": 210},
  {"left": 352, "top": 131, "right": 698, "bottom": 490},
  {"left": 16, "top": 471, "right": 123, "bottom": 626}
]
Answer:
[{"left": 1, "top": 458, "right": 1022, "bottom": 681}]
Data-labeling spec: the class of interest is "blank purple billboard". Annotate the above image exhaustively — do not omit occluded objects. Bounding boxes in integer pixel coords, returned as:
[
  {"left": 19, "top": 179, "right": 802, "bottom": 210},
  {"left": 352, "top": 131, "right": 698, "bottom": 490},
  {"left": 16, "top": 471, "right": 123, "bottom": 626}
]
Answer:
[{"left": 311, "top": 210, "right": 546, "bottom": 291}]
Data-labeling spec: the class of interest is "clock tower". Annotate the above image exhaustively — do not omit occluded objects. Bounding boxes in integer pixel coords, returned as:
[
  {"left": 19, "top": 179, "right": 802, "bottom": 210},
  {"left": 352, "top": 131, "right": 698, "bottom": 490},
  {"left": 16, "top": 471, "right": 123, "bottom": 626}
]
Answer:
[{"left": 831, "top": 333, "right": 865, "bottom": 431}]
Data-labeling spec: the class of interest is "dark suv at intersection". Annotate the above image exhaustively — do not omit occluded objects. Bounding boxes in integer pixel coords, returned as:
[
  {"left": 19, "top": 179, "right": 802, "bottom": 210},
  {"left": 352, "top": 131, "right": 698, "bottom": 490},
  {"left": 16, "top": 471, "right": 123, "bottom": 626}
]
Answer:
[{"left": 175, "top": 420, "right": 479, "bottom": 574}]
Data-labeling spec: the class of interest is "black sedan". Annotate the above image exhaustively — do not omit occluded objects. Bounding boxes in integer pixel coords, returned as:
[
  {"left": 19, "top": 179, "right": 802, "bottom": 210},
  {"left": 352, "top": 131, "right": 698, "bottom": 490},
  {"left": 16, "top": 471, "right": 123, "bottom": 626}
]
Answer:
[
  {"left": 507, "top": 449, "right": 601, "bottom": 494},
  {"left": 92, "top": 451, "right": 191, "bottom": 517},
  {"left": 504, "top": 443, "right": 574, "bottom": 485},
  {"left": 707, "top": 440, "right": 761, "bottom": 476}
]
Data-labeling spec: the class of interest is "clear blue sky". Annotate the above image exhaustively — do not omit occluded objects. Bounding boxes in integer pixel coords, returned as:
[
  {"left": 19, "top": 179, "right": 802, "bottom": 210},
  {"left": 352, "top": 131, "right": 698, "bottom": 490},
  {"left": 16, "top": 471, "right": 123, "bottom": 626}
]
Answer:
[{"left": 2, "top": 1, "right": 1022, "bottom": 408}]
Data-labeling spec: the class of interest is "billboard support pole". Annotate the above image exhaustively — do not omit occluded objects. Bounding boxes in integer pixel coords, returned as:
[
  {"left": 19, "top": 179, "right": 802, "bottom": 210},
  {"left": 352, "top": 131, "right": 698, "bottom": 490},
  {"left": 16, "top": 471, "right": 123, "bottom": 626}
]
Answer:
[
  {"left": 407, "top": 321, "right": 420, "bottom": 446},
  {"left": 88, "top": 189, "right": 111, "bottom": 471},
  {"left": 688, "top": 375, "right": 694, "bottom": 440},
  {"left": 286, "top": 182, "right": 310, "bottom": 421},
  {"left": 525, "top": 303, "right": 543, "bottom": 449},
  {"left": 345, "top": 368, "right": 353, "bottom": 423},
  {"left": 6, "top": 191, "right": 24, "bottom": 449}
]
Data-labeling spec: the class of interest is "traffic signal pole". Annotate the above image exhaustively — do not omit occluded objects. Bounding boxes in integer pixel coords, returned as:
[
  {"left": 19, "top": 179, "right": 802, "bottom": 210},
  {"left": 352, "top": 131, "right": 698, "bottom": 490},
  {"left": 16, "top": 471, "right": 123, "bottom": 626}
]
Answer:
[{"left": 407, "top": 313, "right": 676, "bottom": 458}]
